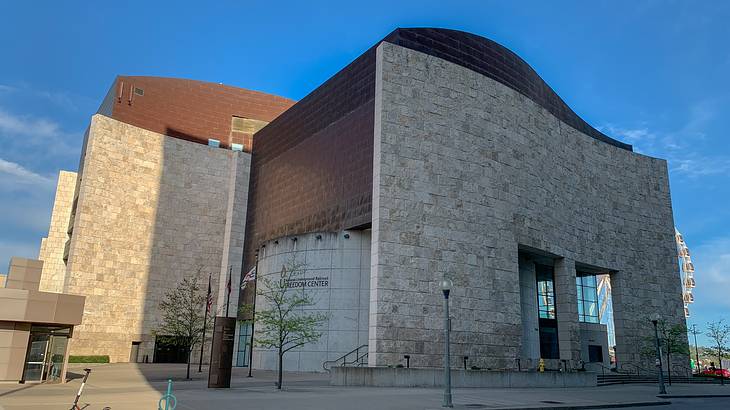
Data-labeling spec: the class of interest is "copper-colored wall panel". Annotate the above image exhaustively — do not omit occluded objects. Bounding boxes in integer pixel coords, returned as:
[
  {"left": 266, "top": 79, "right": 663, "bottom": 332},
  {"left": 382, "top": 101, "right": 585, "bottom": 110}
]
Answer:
[
  {"left": 100, "top": 76, "right": 295, "bottom": 151},
  {"left": 239, "top": 48, "right": 377, "bottom": 314}
]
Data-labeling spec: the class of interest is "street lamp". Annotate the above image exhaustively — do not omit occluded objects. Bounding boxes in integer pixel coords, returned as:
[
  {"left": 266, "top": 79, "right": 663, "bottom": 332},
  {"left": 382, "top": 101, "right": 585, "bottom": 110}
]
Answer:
[
  {"left": 440, "top": 277, "right": 453, "bottom": 408},
  {"left": 690, "top": 324, "right": 700, "bottom": 373},
  {"left": 651, "top": 315, "right": 667, "bottom": 394}
]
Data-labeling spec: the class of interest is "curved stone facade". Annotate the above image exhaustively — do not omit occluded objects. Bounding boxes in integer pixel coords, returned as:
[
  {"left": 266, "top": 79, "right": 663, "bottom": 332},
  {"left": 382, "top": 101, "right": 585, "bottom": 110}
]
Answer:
[{"left": 251, "top": 231, "right": 370, "bottom": 372}]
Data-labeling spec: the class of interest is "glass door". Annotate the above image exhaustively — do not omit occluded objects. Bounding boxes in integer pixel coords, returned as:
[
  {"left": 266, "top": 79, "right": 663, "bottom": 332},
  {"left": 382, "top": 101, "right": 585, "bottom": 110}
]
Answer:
[
  {"left": 45, "top": 335, "right": 69, "bottom": 382},
  {"left": 22, "top": 333, "right": 50, "bottom": 382}
]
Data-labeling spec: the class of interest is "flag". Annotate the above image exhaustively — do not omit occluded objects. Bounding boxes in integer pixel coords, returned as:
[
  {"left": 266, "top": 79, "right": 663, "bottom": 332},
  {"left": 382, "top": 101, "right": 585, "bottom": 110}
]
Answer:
[
  {"left": 241, "top": 266, "right": 257, "bottom": 290},
  {"left": 206, "top": 273, "right": 213, "bottom": 313},
  {"left": 226, "top": 266, "right": 232, "bottom": 298}
]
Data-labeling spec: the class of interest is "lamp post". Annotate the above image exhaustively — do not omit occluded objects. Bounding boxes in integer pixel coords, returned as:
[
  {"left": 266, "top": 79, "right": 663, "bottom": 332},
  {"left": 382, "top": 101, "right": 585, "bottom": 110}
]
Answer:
[
  {"left": 440, "top": 278, "right": 453, "bottom": 408},
  {"left": 690, "top": 324, "right": 700, "bottom": 373},
  {"left": 651, "top": 315, "right": 667, "bottom": 394}
]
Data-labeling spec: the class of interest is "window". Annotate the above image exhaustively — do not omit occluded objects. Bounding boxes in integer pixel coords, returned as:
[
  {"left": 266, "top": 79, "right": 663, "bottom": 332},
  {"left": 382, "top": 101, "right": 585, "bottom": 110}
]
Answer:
[
  {"left": 536, "top": 265, "right": 556, "bottom": 319},
  {"left": 236, "top": 322, "right": 252, "bottom": 367},
  {"left": 535, "top": 264, "right": 559, "bottom": 359},
  {"left": 576, "top": 274, "right": 599, "bottom": 323}
]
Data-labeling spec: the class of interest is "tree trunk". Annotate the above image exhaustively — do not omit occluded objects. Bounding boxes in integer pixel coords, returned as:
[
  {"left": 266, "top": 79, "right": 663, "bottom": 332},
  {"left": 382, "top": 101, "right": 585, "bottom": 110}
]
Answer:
[
  {"left": 720, "top": 350, "right": 725, "bottom": 386},
  {"left": 187, "top": 348, "right": 192, "bottom": 380},
  {"left": 666, "top": 350, "right": 672, "bottom": 385},
  {"left": 277, "top": 347, "right": 283, "bottom": 390}
]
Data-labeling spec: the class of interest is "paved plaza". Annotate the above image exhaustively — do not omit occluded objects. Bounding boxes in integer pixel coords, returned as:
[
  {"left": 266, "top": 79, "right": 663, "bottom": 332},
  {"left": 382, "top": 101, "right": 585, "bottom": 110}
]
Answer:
[{"left": 0, "top": 364, "right": 728, "bottom": 409}]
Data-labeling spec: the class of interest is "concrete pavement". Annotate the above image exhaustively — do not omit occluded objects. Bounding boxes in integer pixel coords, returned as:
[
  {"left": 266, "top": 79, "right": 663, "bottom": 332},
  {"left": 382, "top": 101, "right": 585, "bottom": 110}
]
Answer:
[{"left": 0, "top": 363, "right": 728, "bottom": 409}]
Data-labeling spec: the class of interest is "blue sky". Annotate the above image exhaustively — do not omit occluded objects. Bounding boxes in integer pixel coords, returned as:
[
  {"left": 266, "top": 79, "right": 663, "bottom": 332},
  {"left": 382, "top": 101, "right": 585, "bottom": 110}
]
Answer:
[{"left": 1, "top": 1, "right": 728, "bottom": 345}]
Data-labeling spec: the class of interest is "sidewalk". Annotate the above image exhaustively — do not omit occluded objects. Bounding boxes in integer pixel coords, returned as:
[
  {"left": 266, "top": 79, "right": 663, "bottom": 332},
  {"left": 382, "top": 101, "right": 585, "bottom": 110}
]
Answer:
[{"left": 0, "top": 363, "right": 727, "bottom": 410}]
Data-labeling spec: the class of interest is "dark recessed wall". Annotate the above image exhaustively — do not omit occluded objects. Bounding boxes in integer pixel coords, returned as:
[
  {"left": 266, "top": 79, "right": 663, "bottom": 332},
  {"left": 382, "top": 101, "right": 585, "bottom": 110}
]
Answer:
[{"left": 240, "top": 46, "right": 377, "bottom": 293}]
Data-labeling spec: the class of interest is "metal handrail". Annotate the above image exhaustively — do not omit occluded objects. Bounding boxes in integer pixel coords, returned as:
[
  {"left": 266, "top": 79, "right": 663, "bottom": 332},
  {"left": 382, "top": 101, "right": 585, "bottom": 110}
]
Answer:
[
  {"left": 591, "top": 362, "right": 616, "bottom": 376},
  {"left": 322, "top": 344, "right": 368, "bottom": 372},
  {"left": 672, "top": 364, "right": 694, "bottom": 380},
  {"left": 620, "top": 362, "right": 655, "bottom": 376}
]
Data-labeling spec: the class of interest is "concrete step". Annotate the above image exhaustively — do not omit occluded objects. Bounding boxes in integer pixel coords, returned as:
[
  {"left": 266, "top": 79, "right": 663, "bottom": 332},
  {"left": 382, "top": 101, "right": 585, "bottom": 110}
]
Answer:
[{"left": 597, "top": 373, "right": 722, "bottom": 386}]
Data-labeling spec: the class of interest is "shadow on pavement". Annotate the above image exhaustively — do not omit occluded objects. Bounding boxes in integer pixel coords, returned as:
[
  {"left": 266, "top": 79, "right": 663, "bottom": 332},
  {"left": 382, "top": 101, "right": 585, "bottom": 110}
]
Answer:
[{"left": 0, "top": 383, "right": 39, "bottom": 398}]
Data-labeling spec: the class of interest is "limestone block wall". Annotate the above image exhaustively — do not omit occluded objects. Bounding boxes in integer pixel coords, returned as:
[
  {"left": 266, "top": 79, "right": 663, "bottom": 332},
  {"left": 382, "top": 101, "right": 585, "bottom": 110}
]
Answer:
[
  {"left": 38, "top": 170, "right": 77, "bottom": 294},
  {"left": 369, "top": 42, "right": 686, "bottom": 370},
  {"left": 251, "top": 230, "right": 370, "bottom": 372},
  {"left": 517, "top": 255, "right": 539, "bottom": 365},
  {"left": 63, "top": 114, "right": 250, "bottom": 363}
]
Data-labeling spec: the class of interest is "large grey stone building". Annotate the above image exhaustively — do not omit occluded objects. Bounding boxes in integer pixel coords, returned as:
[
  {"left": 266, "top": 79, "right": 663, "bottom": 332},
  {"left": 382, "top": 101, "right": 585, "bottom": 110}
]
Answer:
[
  {"left": 34, "top": 28, "right": 687, "bottom": 374},
  {"left": 241, "top": 28, "right": 688, "bottom": 372}
]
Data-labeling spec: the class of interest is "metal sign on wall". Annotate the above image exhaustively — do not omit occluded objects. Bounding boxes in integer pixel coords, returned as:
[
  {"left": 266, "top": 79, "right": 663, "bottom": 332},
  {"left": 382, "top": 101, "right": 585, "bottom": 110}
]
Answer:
[{"left": 285, "top": 276, "right": 329, "bottom": 288}]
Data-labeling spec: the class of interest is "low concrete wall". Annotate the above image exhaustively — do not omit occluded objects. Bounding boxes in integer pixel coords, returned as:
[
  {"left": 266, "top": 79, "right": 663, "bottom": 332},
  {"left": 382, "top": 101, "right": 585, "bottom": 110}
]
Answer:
[{"left": 330, "top": 367, "right": 596, "bottom": 388}]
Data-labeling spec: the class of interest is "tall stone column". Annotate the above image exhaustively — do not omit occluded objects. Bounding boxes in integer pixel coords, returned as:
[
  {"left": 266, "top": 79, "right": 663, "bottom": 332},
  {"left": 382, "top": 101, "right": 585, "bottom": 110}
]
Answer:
[
  {"left": 554, "top": 257, "right": 581, "bottom": 367},
  {"left": 518, "top": 255, "right": 540, "bottom": 366}
]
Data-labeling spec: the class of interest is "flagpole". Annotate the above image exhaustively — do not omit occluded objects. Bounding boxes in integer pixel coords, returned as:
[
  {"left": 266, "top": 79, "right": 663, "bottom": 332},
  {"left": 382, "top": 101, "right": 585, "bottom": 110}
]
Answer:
[
  {"left": 199, "top": 272, "right": 211, "bottom": 372},
  {"left": 225, "top": 265, "right": 232, "bottom": 317},
  {"left": 247, "top": 250, "right": 259, "bottom": 377}
]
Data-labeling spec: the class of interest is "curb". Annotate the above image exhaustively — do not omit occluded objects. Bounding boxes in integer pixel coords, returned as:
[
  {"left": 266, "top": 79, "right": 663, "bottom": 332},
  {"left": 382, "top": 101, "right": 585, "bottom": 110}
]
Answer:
[
  {"left": 658, "top": 394, "right": 730, "bottom": 398},
  {"left": 452, "top": 401, "right": 672, "bottom": 409}
]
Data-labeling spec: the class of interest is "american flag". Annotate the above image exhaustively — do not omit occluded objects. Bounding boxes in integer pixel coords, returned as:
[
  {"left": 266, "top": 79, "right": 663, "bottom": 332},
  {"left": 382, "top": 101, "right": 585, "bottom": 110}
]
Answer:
[
  {"left": 241, "top": 266, "right": 257, "bottom": 290},
  {"left": 206, "top": 273, "right": 213, "bottom": 313},
  {"left": 226, "top": 266, "right": 232, "bottom": 298}
]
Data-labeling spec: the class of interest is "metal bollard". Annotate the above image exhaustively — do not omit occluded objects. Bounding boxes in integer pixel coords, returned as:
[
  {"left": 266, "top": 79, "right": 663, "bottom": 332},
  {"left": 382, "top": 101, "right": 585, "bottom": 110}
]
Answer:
[{"left": 158, "top": 379, "right": 177, "bottom": 410}]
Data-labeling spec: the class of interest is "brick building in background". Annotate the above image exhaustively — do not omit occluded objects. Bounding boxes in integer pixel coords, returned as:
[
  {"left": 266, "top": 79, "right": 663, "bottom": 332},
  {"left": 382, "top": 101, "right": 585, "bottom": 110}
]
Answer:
[{"left": 33, "top": 28, "right": 688, "bottom": 375}]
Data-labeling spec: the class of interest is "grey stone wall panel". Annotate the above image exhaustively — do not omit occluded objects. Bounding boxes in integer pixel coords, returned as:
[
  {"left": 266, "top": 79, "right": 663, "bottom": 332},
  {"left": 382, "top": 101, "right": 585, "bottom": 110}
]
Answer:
[{"left": 370, "top": 42, "right": 686, "bottom": 370}]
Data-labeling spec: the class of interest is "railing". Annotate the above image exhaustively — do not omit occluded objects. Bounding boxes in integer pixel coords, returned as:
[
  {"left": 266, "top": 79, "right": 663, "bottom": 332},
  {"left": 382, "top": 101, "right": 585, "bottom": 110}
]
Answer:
[
  {"left": 620, "top": 362, "right": 655, "bottom": 376},
  {"left": 672, "top": 364, "right": 694, "bottom": 381},
  {"left": 591, "top": 362, "right": 616, "bottom": 376},
  {"left": 322, "top": 344, "right": 368, "bottom": 372}
]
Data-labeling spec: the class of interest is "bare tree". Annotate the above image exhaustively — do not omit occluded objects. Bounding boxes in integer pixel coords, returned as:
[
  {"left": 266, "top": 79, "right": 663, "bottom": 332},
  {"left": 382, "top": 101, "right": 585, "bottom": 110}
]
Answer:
[
  {"left": 245, "top": 260, "right": 327, "bottom": 389},
  {"left": 158, "top": 273, "right": 210, "bottom": 380},
  {"left": 706, "top": 319, "right": 730, "bottom": 385}
]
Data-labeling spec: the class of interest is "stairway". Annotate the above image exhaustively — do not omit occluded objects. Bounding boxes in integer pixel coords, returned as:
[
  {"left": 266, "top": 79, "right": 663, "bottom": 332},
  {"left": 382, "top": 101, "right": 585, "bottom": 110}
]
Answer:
[{"left": 597, "top": 373, "right": 722, "bottom": 386}]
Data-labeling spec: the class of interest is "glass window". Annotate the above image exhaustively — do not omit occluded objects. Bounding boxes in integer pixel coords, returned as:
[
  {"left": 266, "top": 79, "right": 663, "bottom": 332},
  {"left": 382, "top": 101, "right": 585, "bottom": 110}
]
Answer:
[
  {"left": 236, "top": 322, "right": 252, "bottom": 367},
  {"left": 576, "top": 273, "right": 599, "bottom": 323},
  {"left": 536, "top": 265, "right": 556, "bottom": 320}
]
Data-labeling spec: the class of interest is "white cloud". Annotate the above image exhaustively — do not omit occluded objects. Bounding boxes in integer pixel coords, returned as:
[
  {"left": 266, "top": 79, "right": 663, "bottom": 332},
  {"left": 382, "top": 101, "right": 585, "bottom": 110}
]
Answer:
[
  {"left": 0, "top": 158, "right": 55, "bottom": 188},
  {"left": 0, "top": 83, "right": 84, "bottom": 111},
  {"left": 0, "top": 106, "right": 80, "bottom": 161},
  {"left": 599, "top": 101, "right": 729, "bottom": 178},
  {"left": 0, "top": 107, "right": 62, "bottom": 138}
]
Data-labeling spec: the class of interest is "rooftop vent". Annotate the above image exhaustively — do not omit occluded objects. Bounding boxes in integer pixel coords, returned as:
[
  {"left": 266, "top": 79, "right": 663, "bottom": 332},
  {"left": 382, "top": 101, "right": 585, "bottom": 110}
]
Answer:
[{"left": 134, "top": 87, "right": 144, "bottom": 96}]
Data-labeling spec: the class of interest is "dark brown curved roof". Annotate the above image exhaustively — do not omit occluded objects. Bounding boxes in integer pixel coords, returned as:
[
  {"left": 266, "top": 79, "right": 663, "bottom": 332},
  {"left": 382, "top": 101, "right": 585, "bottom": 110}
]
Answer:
[{"left": 383, "top": 28, "right": 631, "bottom": 151}]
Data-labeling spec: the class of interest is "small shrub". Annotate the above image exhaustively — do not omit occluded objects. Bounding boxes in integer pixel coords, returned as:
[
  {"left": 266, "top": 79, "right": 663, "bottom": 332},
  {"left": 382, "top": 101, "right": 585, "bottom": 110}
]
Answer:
[{"left": 68, "top": 355, "right": 110, "bottom": 363}]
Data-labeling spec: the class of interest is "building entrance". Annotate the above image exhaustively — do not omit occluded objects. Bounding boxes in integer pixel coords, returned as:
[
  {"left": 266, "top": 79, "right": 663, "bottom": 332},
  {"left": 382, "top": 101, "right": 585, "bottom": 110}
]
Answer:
[
  {"left": 153, "top": 336, "right": 189, "bottom": 363},
  {"left": 21, "top": 325, "right": 71, "bottom": 383}
]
